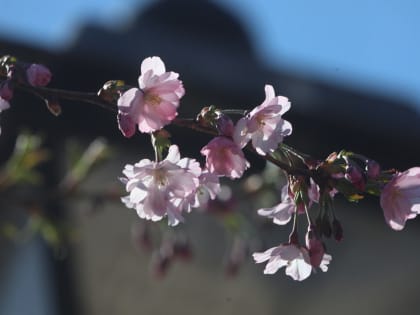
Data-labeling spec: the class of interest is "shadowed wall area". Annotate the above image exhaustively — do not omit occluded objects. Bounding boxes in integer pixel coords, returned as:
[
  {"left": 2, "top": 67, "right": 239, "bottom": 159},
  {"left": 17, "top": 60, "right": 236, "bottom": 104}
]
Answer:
[{"left": 0, "top": 1, "right": 419, "bottom": 315}]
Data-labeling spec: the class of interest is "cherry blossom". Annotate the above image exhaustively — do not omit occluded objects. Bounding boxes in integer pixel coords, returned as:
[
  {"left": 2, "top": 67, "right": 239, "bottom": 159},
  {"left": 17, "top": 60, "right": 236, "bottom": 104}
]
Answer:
[
  {"left": 257, "top": 185, "right": 295, "bottom": 225},
  {"left": 253, "top": 243, "right": 331, "bottom": 281},
  {"left": 258, "top": 179, "right": 319, "bottom": 224},
  {"left": 118, "top": 56, "right": 185, "bottom": 136},
  {"left": 380, "top": 167, "right": 420, "bottom": 230},
  {"left": 200, "top": 136, "right": 249, "bottom": 179},
  {"left": 234, "top": 84, "right": 292, "bottom": 155},
  {"left": 120, "top": 145, "right": 201, "bottom": 226},
  {"left": 190, "top": 170, "right": 221, "bottom": 208}
]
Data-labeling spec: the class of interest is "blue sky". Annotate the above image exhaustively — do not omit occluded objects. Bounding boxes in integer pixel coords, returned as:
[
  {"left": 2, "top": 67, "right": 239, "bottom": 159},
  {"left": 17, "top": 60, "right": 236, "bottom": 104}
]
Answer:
[{"left": 1, "top": 0, "right": 419, "bottom": 111}]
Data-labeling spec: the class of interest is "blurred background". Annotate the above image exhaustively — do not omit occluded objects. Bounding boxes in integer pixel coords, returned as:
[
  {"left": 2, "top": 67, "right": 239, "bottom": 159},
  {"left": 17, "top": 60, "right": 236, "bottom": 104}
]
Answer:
[{"left": 0, "top": 0, "right": 420, "bottom": 314}]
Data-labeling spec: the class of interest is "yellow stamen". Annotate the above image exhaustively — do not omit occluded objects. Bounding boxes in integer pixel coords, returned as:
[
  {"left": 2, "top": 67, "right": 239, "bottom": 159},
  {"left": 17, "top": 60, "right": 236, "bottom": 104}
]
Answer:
[{"left": 145, "top": 93, "right": 162, "bottom": 106}]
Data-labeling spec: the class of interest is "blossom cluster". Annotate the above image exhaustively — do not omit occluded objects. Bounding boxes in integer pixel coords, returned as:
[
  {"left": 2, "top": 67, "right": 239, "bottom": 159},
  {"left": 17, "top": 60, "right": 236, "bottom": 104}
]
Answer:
[
  {"left": 1, "top": 56, "right": 52, "bottom": 133},
  {"left": 114, "top": 56, "right": 420, "bottom": 281},
  {"left": 3, "top": 54, "right": 420, "bottom": 282},
  {"left": 118, "top": 56, "right": 293, "bottom": 221}
]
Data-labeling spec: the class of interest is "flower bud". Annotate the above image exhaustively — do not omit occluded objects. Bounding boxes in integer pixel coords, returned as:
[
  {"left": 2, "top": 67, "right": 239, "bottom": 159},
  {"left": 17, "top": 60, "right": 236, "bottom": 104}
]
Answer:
[
  {"left": 366, "top": 160, "right": 381, "bottom": 179},
  {"left": 196, "top": 106, "right": 218, "bottom": 129},
  {"left": 332, "top": 218, "right": 344, "bottom": 242},
  {"left": 345, "top": 164, "right": 366, "bottom": 191},
  {"left": 26, "top": 63, "right": 52, "bottom": 87},
  {"left": 0, "top": 80, "right": 13, "bottom": 101},
  {"left": 216, "top": 113, "right": 234, "bottom": 137},
  {"left": 305, "top": 225, "right": 325, "bottom": 268},
  {"left": 97, "top": 80, "right": 126, "bottom": 103},
  {"left": 45, "top": 98, "right": 62, "bottom": 116},
  {"left": 345, "top": 165, "right": 363, "bottom": 183}
]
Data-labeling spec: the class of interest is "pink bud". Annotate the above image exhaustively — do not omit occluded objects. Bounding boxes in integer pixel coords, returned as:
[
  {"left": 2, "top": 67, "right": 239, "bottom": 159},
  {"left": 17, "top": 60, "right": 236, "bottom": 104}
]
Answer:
[
  {"left": 0, "top": 81, "right": 13, "bottom": 101},
  {"left": 216, "top": 113, "right": 234, "bottom": 137},
  {"left": 366, "top": 160, "right": 381, "bottom": 179},
  {"left": 345, "top": 165, "right": 363, "bottom": 183},
  {"left": 345, "top": 164, "right": 366, "bottom": 191},
  {"left": 26, "top": 63, "right": 52, "bottom": 87},
  {"left": 305, "top": 225, "right": 325, "bottom": 268}
]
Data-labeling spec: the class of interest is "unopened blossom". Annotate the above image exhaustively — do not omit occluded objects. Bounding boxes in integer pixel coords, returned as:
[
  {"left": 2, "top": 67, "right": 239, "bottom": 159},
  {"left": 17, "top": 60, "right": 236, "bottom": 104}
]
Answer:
[
  {"left": 0, "top": 81, "right": 13, "bottom": 101},
  {"left": 120, "top": 145, "right": 201, "bottom": 226},
  {"left": 366, "top": 160, "right": 381, "bottom": 179},
  {"left": 345, "top": 164, "right": 365, "bottom": 191},
  {"left": 215, "top": 113, "right": 234, "bottom": 137},
  {"left": 118, "top": 56, "right": 185, "bottom": 136},
  {"left": 305, "top": 225, "right": 325, "bottom": 268},
  {"left": 234, "top": 84, "right": 292, "bottom": 155},
  {"left": 200, "top": 136, "right": 249, "bottom": 179},
  {"left": 0, "top": 83, "right": 11, "bottom": 135},
  {"left": 26, "top": 63, "right": 52, "bottom": 87},
  {"left": 253, "top": 243, "right": 331, "bottom": 281},
  {"left": 380, "top": 167, "right": 420, "bottom": 230}
]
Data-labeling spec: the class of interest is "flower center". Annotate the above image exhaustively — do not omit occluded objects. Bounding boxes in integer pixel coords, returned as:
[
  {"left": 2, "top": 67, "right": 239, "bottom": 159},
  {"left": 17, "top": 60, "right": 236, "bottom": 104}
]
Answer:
[
  {"left": 145, "top": 93, "right": 162, "bottom": 106},
  {"left": 153, "top": 168, "right": 168, "bottom": 187},
  {"left": 390, "top": 189, "right": 402, "bottom": 204},
  {"left": 255, "top": 113, "right": 266, "bottom": 127}
]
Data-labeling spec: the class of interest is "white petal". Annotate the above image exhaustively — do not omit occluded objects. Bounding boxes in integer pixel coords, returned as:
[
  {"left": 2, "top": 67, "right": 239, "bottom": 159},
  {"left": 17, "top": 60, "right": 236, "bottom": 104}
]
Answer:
[
  {"left": 166, "top": 145, "right": 180, "bottom": 163},
  {"left": 264, "top": 85, "right": 275, "bottom": 102},
  {"left": 319, "top": 254, "right": 332, "bottom": 272},
  {"left": 233, "top": 118, "right": 251, "bottom": 148},
  {"left": 0, "top": 98, "right": 10, "bottom": 111},
  {"left": 264, "top": 256, "right": 288, "bottom": 274},
  {"left": 285, "top": 258, "right": 312, "bottom": 281},
  {"left": 141, "top": 56, "right": 166, "bottom": 76},
  {"left": 252, "top": 246, "right": 278, "bottom": 263},
  {"left": 117, "top": 88, "right": 143, "bottom": 112}
]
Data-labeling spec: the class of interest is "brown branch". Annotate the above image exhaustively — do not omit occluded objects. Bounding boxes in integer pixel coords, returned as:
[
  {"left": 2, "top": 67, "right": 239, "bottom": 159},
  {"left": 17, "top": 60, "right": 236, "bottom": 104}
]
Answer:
[
  {"left": 17, "top": 85, "right": 117, "bottom": 112},
  {"left": 9, "top": 83, "right": 316, "bottom": 178}
]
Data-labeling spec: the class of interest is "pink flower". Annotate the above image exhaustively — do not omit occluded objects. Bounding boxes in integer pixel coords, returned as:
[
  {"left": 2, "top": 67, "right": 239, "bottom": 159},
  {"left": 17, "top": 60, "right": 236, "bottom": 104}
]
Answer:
[
  {"left": 233, "top": 85, "right": 292, "bottom": 155},
  {"left": 120, "top": 145, "right": 201, "bottom": 226},
  {"left": 200, "top": 136, "right": 249, "bottom": 179},
  {"left": 380, "top": 167, "right": 420, "bottom": 230},
  {"left": 191, "top": 170, "right": 221, "bottom": 208},
  {"left": 258, "top": 179, "right": 319, "bottom": 224},
  {"left": 257, "top": 185, "right": 295, "bottom": 225},
  {"left": 118, "top": 56, "right": 185, "bottom": 136},
  {"left": 253, "top": 243, "right": 331, "bottom": 281},
  {"left": 26, "top": 64, "right": 52, "bottom": 87}
]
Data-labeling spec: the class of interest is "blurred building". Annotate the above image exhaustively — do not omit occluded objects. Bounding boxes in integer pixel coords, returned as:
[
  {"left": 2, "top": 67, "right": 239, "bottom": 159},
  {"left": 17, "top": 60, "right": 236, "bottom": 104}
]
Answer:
[{"left": 1, "top": 1, "right": 419, "bottom": 315}]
